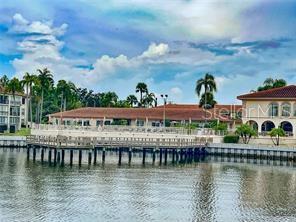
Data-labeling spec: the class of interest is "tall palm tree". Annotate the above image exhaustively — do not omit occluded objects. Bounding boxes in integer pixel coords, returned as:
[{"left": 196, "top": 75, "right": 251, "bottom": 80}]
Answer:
[
  {"left": 21, "top": 73, "right": 39, "bottom": 127},
  {"left": 195, "top": 73, "right": 217, "bottom": 109},
  {"left": 37, "top": 68, "right": 54, "bottom": 124},
  {"left": 57, "top": 80, "right": 70, "bottom": 112},
  {"left": 135, "top": 82, "right": 148, "bottom": 107},
  {"left": 126, "top": 95, "right": 138, "bottom": 107}
]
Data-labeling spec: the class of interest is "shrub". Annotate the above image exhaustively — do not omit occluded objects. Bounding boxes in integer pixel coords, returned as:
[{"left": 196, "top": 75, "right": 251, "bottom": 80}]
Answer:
[{"left": 223, "top": 134, "right": 239, "bottom": 143}]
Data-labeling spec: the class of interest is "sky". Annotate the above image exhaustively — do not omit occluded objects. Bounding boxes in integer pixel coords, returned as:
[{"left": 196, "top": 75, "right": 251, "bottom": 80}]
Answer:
[{"left": 1, "top": 0, "right": 296, "bottom": 105}]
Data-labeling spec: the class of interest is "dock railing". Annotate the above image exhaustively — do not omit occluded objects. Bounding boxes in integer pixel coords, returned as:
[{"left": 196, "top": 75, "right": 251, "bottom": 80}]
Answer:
[
  {"left": 26, "top": 134, "right": 211, "bottom": 149},
  {"left": 32, "top": 124, "right": 226, "bottom": 136}
]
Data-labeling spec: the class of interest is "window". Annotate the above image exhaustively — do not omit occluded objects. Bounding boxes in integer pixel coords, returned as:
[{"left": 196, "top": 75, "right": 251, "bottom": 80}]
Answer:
[
  {"left": 281, "top": 102, "right": 291, "bottom": 117},
  {"left": 10, "top": 106, "right": 20, "bottom": 116},
  {"left": 136, "top": 120, "right": 145, "bottom": 127},
  {"left": 96, "top": 120, "right": 103, "bottom": 126},
  {"left": 152, "top": 121, "right": 160, "bottom": 127},
  {"left": 0, "top": 95, "right": 8, "bottom": 104},
  {"left": 10, "top": 117, "right": 19, "bottom": 124},
  {"left": 22, "top": 97, "right": 26, "bottom": 105},
  {"left": 83, "top": 120, "right": 90, "bottom": 126},
  {"left": 0, "top": 106, "right": 8, "bottom": 116},
  {"left": 0, "top": 117, "right": 7, "bottom": 124},
  {"left": 268, "top": 103, "right": 278, "bottom": 117}
]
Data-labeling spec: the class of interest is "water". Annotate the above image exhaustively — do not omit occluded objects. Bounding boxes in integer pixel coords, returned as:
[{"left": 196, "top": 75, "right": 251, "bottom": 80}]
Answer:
[{"left": 0, "top": 149, "right": 295, "bottom": 222}]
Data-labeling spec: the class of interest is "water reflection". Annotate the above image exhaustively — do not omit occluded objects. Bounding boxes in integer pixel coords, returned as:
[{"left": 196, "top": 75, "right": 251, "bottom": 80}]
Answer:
[{"left": 0, "top": 148, "right": 295, "bottom": 222}]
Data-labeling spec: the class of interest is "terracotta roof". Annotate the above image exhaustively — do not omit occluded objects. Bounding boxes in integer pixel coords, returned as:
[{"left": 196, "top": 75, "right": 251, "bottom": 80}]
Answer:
[
  {"left": 237, "top": 85, "right": 296, "bottom": 100},
  {"left": 49, "top": 105, "right": 242, "bottom": 122}
]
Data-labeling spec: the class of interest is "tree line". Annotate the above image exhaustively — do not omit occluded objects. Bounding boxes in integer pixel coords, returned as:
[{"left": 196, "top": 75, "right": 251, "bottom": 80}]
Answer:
[{"left": 0, "top": 68, "right": 157, "bottom": 124}]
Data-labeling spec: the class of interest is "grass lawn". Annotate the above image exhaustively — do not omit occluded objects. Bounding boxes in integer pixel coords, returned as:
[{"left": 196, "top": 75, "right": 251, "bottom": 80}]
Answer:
[{"left": 1, "top": 128, "right": 31, "bottom": 136}]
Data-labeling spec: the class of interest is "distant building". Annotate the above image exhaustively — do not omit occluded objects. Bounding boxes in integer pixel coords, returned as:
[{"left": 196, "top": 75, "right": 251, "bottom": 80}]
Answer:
[
  {"left": 0, "top": 90, "right": 27, "bottom": 133},
  {"left": 238, "top": 85, "right": 296, "bottom": 136},
  {"left": 48, "top": 104, "right": 242, "bottom": 129}
]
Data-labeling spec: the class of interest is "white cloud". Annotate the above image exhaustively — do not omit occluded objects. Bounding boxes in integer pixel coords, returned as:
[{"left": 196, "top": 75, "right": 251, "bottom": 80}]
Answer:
[
  {"left": 11, "top": 14, "right": 170, "bottom": 87},
  {"left": 11, "top": 13, "right": 67, "bottom": 36},
  {"left": 139, "top": 43, "right": 169, "bottom": 59}
]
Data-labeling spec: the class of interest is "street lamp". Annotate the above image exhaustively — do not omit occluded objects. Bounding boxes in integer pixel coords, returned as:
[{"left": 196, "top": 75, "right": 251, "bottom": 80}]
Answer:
[{"left": 161, "top": 94, "right": 168, "bottom": 128}]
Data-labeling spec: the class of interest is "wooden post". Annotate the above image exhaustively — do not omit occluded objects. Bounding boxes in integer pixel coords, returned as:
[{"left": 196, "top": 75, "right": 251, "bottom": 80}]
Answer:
[
  {"left": 54, "top": 149, "right": 57, "bottom": 165},
  {"left": 27, "top": 147, "right": 30, "bottom": 160},
  {"left": 93, "top": 148, "right": 97, "bottom": 165},
  {"left": 61, "top": 149, "right": 65, "bottom": 166},
  {"left": 57, "top": 151, "right": 61, "bottom": 164},
  {"left": 152, "top": 148, "right": 156, "bottom": 164},
  {"left": 70, "top": 149, "right": 73, "bottom": 166},
  {"left": 102, "top": 147, "right": 106, "bottom": 163},
  {"left": 172, "top": 148, "right": 176, "bottom": 163},
  {"left": 41, "top": 148, "right": 44, "bottom": 163},
  {"left": 164, "top": 148, "right": 168, "bottom": 165},
  {"left": 128, "top": 147, "right": 132, "bottom": 164},
  {"left": 118, "top": 147, "right": 122, "bottom": 165},
  {"left": 159, "top": 148, "right": 162, "bottom": 165},
  {"left": 33, "top": 147, "right": 36, "bottom": 162},
  {"left": 88, "top": 150, "right": 92, "bottom": 165},
  {"left": 79, "top": 149, "right": 82, "bottom": 166},
  {"left": 48, "top": 149, "right": 52, "bottom": 165},
  {"left": 142, "top": 148, "right": 146, "bottom": 165}
]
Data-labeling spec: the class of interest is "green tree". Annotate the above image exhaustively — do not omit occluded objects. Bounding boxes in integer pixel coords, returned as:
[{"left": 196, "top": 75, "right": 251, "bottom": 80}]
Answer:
[
  {"left": 100, "top": 92, "right": 118, "bottom": 107},
  {"left": 5, "top": 77, "right": 23, "bottom": 99},
  {"left": 195, "top": 73, "right": 217, "bottom": 109},
  {"left": 126, "top": 94, "right": 138, "bottom": 107},
  {"left": 21, "top": 72, "right": 38, "bottom": 127},
  {"left": 56, "top": 80, "right": 72, "bottom": 112},
  {"left": 269, "top": 127, "right": 285, "bottom": 146},
  {"left": 199, "top": 92, "right": 217, "bottom": 108},
  {"left": 143, "top": 92, "right": 156, "bottom": 107},
  {"left": 0, "top": 75, "right": 9, "bottom": 89},
  {"left": 135, "top": 82, "right": 148, "bottom": 107},
  {"left": 235, "top": 124, "right": 257, "bottom": 144},
  {"left": 37, "top": 68, "right": 54, "bottom": 123},
  {"left": 257, "top": 78, "right": 287, "bottom": 91}
]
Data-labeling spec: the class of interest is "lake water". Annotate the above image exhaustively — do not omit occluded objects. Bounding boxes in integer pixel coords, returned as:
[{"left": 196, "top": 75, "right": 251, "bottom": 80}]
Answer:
[{"left": 0, "top": 148, "right": 295, "bottom": 222}]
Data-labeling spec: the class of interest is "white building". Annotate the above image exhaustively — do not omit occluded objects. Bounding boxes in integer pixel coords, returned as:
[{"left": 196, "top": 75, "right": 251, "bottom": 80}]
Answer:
[
  {"left": 237, "top": 85, "right": 296, "bottom": 137},
  {"left": 0, "top": 91, "right": 27, "bottom": 132}
]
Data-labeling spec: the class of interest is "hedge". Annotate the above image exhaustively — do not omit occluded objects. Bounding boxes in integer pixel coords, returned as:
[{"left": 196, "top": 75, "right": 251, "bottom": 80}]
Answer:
[{"left": 223, "top": 134, "right": 239, "bottom": 143}]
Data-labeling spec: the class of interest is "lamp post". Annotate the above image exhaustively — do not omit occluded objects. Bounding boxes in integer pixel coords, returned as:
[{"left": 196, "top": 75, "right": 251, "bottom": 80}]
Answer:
[{"left": 161, "top": 94, "right": 168, "bottom": 128}]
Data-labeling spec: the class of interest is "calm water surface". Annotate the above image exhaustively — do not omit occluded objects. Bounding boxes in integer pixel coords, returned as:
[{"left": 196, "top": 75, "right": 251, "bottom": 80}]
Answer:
[{"left": 0, "top": 148, "right": 295, "bottom": 222}]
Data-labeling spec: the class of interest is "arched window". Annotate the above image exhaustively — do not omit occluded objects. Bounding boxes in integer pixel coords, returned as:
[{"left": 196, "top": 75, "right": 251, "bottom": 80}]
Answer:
[
  {"left": 268, "top": 102, "right": 278, "bottom": 117},
  {"left": 281, "top": 102, "right": 291, "bottom": 117}
]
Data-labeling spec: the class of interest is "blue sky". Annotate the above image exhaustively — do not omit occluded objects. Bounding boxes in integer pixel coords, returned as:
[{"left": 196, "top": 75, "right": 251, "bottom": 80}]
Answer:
[{"left": 1, "top": 0, "right": 296, "bottom": 104}]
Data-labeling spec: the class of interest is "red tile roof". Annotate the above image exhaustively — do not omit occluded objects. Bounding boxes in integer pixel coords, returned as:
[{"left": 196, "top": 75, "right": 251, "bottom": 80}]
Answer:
[
  {"left": 49, "top": 104, "right": 242, "bottom": 123},
  {"left": 237, "top": 85, "right": 296, "bottom": 100}
]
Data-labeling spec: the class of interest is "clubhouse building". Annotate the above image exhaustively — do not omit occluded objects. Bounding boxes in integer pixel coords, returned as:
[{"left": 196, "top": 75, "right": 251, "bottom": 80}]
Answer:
[
  {"left": 48, "top": 85, "right": 296, "bottom": 138},
  {"left": 48, "top": 104, "right": 242, "bottom": 130}
]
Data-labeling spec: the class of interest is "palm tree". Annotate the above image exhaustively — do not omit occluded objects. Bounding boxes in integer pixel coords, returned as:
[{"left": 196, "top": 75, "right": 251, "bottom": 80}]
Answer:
[
  {"left": 126, "top": 95, "right": 138, "bottom": 107},
  {"left": 0, "top": 75, "right": 9, "bottom": 89},
  {"left": 195, "top": 73, "right": 217, "bottom": 109},
  {"left": 199, "top": 92, "right": 217, "bottom": 108},
  {"left": 56, "top": 80, "right": 71, "bottom": 112},
  {"left": 135, "top": 82, "right": 148, "bottom": 107},
  {"left": 21, "top": 73, "right": 39, "bottom": 127},
  {"left": 143, "top": 92, "right": 156, "bottom": 107},
  {"left": 269, "top": 127, "right": 285, "bottom": 146},
  {"left": 257, "top": 78, "right": 287, "bottom": 91},
  {"left": 37, "top": 68, "right": 54, "bottom": 123}
]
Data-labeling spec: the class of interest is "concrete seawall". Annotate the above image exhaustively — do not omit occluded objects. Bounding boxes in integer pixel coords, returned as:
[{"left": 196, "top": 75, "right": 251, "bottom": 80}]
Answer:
[{"left": 0, "top": 136, "right": 27, "bottom": 147}]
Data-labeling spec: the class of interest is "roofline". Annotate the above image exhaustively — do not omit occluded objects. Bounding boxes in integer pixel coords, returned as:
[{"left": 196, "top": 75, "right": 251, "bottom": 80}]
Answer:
[{"left": 237, "top": 85, "right": 296, "bottom": 100}]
